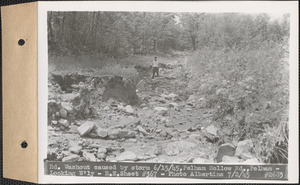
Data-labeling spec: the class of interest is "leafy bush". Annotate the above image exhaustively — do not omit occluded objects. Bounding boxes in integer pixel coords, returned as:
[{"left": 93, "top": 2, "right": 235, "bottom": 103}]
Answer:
[{"left": 188, "top": 41, "right": 289, "bottom": 163}]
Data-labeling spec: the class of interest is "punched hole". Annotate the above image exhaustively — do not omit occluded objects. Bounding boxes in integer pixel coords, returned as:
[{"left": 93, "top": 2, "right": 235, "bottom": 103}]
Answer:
[
  {"left": 18, "top": 39, "right": 25, "bottom": 46},
  {"left": 21, "top": 141, "right": 28, "bottom": 148}
]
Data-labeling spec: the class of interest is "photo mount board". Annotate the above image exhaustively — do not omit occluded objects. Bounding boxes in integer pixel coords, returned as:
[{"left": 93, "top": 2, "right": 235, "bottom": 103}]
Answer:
[
  {"left": 2, "top": 2, "right": 38, "bottom": 183},
  {"left": 1, "top": 1, "right": 299, "bottom": 184}
]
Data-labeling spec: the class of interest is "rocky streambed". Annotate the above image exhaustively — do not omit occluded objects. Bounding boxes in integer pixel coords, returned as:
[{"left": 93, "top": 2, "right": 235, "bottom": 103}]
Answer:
[{"left": 47, "top": 57, "right": 262, "bottom": 164}]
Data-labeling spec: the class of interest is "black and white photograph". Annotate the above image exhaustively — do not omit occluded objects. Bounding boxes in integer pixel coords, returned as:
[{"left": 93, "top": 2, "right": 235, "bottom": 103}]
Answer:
[{"left": 43, "top": 1, "right": 295, "bottom": 182}]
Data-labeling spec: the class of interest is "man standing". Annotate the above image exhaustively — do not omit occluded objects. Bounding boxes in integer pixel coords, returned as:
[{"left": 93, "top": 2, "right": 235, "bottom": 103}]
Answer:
[{"left": 152, "top": 56, "right": 159, "bottom": 79}]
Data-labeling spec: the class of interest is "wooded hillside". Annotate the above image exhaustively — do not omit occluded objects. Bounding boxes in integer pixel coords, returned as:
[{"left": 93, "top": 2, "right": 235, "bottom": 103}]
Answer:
[{"left": 48, "top": 12, "right": 289, "bottom": 57}]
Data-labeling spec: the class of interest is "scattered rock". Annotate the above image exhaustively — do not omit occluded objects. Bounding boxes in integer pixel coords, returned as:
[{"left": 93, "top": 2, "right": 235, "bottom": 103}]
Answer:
[
  {"left": 68, "top": 126, "right": 79, "bottom": 134},
  {"left": 103, "top": 106, "right": 110, "bottom": 111},
  {"left": 61, "top": 102, "right": 74, "bottom": 113},
  {"left": 154, "top": 107, "right": 168, "bottom": 115},
  {"left": 108, "top": 129, "right": 120, "bottom": 139},
  {"left": 169, "top": 102, "right": 179, "bottom": 108},
  {"left": 51, "top": 120, "right": 58, "bottom": 125},
  {"left": 198, "top": 97, "right": 206, "bottom": 108},
  {"left": 117, "top": 104, "right": 125, "bottom": 111},
  {"left": 87, "top": 132, "right": 98, "bottom": 138},
  {"left": 48, "top": 99, "right": 57, "bottom": 105},
  {"left": 69, "top": 146, "right": 82, "bottom": 154},
  {"left": 189, "top": 134, "right": 201, "bottom": 140},
  {"left": 166, "top": 150, "right": 174, "bottom": 156},
  {"left": 116, "top": 151, "right": 138, "bottom": 161},
  {"left": 154, "top": 146, "right": 163, "bottom": 155},
  {"left": 160, "top": 130, "right": 168, "bottom": 137},
  {"left": 97, "top": 153, "right": 106, "bottom": 159},
  {"left": 90, "top": 106, "right": 98, "bottom": 116},
  {"left": 243, "top": 158, "right": 261, "bottom": 164},
  {"left": 169, "top": 93, "right": 178, "bottom": 98},
  {"left": 96, "top": 128, "right": 109, "bottom": 138},
  {"left": 235, "top": 139, "right": 254, "bottom": 157},
  {"left": 77, "top": 121, "right": 95, "bottom": 136},
  {"left": 160, "top": 94, "right": 169, "bottom": 99},
  {"left": 97, "top": 147, "right": 107, "bottom": 154},
  {"left": 58, "top": 119, "right": 69, "bottom": 128},
  {"left": 216, "top": 143, "right": 236, "bottom": 163},
  {"left": 125, "top": 105, "right": 134, "bottom": 114},
  {"left": 136, "top": 126, "right": 148, "bottom": 135},
  {"left": 239, "top": 152, "right": 255, "bottom": 160},
  {"left": 187, "top": 94, "right": 197, "bottom": 103},
  {"left": 128, "top": 138, "right": 137, "bottom": 143},
  {"left": 193, "top": 158, "right": 208, "bottom": 163},
  {"left": 203, "top": 132, "right": 219, "bottom": 143},
  {"left": 62, "top": 154, "right": 80, "bottom": 162},
  {"left": 83, "top": 151, "right": 97, "bottom": 162},
  {"left": 206, "top": 124, "right": 218, "bottom": 136},
  {"left": 167, "top": 141, "right": 196, "bottom": 151},
  {"left": 118, "top": 130, "right": 136, "bottom": 139},
  {"left": 59, "top": 109, "right": 68, "bottom": 118},
  {"left": 221, "top": 156, "right": 240, "bottom": 163}
]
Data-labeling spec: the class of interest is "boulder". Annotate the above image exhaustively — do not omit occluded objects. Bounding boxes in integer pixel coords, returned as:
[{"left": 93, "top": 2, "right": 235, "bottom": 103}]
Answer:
[
  {"left": 61, "top": 102, "right": 74, "bottom": 113},
  {"left": 77, "top": 121, "right": 95, "bottom": 136},
  {"left": 125, "top": 105, "right": 134, "bottom": 114},
  {"left": 83, "top": 151, "right": 97, "bottom": 162},
  {"left": 116, "top": 151, "right": 138, "bottom": 161},
  {"left": 216, "top": 143, "right": 236, "bottom": 163},
  {"left": 62, "top": 154, "right": 80, "bottom": 162},
  {"left": 235, "top": 139, "right": 254, "bottom": 157}
]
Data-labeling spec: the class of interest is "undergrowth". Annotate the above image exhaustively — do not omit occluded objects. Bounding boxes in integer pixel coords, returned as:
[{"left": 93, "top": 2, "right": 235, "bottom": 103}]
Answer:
[{"left": 188, "top": 42, "right": 289, "bottom": 163}]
